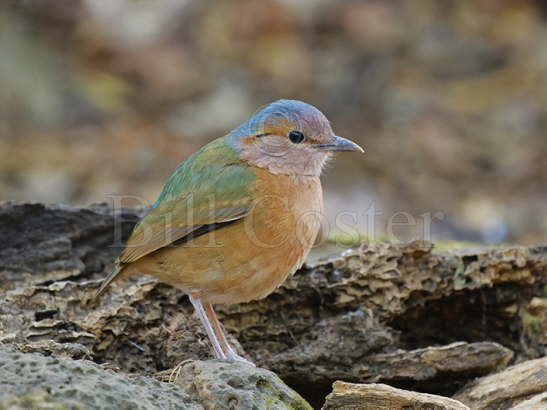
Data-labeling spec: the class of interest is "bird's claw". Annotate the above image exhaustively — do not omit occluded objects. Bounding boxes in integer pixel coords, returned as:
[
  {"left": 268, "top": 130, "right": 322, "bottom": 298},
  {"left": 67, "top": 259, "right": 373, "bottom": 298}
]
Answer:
[{"left": 226, "top": 352, "right": 255, "bottom": 367}]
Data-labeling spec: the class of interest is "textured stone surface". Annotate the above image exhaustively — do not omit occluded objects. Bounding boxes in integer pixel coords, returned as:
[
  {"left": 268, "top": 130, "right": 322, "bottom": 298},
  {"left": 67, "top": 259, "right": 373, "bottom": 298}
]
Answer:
[
  {"left": 323, "top": 381, "right": 469, "bottom": 410},
  {"left": 169, "top": 360, "right": 311, "bottom": 410},
  {"left": 0, "top": 344, "right": 310, "bottom": 409},
  {"left": 0, "top": 344, "right": 198, "bottom": 409},
  {"left": 0, "top": 388, "right": 84, "bottom": 410}
]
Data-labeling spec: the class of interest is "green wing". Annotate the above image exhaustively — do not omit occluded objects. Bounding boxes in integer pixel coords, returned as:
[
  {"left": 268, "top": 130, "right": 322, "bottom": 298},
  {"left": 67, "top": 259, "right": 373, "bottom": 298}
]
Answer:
[{"left": 118, "top": 137, "right": 255, "bottom": 264}]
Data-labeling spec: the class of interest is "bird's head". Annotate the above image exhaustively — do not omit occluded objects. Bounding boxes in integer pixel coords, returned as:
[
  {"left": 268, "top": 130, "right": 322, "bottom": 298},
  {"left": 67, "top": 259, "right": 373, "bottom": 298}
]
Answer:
[{"left": 229, "top": 99, "right": 364, "bottom": 176}]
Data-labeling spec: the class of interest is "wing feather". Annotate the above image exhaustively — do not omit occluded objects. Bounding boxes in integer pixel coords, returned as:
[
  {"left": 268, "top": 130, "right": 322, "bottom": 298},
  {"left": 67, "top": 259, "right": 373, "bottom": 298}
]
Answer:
[{"left": 118, "top": 160, "right": 255, "bottom": 264}]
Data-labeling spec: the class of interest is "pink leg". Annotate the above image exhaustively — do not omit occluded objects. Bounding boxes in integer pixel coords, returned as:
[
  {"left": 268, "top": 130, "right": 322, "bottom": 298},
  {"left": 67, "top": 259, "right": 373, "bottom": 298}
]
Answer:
[
  {"left": 202, "top": 302, "right": 255, "bottom": 366},
  {"left": 189, "top": 296, "right": 226, "bottom": 359}
]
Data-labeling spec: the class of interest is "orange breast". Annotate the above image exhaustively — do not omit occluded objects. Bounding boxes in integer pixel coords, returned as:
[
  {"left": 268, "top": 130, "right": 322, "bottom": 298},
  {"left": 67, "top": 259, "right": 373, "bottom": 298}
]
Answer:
[{"left": 128, "top": 168, "right": 323, "bottom": 304}]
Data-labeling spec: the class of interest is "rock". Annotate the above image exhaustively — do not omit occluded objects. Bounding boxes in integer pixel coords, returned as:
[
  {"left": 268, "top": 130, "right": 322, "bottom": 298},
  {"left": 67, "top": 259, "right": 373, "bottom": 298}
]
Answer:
[
  {"left": 0, "top": 344, "right": 311, "bottom": 409},
  {"left": 453, "top": 357, "right": 547, "bottom": 410},
  {"left": 168, "top": 360, "right": 311, "bottom": 410},
  {"left": 0, "top": 344, "right": 198, "bottom": 409},
  {"left": 323, "top": 381, "right": 470, "bottom": 410}
]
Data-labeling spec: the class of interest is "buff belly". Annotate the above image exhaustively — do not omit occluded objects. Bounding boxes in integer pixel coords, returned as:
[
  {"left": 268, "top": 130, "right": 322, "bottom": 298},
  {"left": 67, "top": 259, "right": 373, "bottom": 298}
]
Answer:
[{"left": 124, "top": 172, "right": 323, "bottom": 305}]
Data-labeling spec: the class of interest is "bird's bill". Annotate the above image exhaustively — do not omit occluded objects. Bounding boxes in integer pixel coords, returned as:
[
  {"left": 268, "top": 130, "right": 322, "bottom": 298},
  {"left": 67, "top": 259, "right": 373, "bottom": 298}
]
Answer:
[{"left": 313, "top": 135, "right": 364, "bottom": 152}]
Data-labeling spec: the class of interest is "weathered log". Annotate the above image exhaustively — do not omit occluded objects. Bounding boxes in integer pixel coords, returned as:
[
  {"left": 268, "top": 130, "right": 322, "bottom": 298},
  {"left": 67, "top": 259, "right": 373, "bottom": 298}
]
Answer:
[
  {"left": 323, "top": 381, "right": 469, "bottom": 410},
  {"left": 453, "top": 356, "right": 547, "bottom": 409},
  {"left": 1, "top": 202, "right": 546, "bottom": 406}
]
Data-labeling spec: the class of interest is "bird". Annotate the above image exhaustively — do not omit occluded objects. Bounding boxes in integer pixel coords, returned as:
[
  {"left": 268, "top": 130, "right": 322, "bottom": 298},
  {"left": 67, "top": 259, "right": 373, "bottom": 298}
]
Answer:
[{"left": 94, "top": 99, "right": 364, "bottom": 364}]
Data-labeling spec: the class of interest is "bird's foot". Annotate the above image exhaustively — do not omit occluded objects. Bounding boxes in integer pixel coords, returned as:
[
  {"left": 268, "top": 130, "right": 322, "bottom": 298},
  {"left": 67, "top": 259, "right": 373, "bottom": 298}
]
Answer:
[{"left": 225, "top": 351, "right": 255, "bottom": 367}]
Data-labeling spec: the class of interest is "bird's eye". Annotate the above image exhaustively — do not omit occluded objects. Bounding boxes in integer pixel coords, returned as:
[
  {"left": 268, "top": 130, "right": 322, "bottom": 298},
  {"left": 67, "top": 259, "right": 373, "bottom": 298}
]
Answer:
[{"left": 288, "top": 130, "right": 305, "bottom": 144}]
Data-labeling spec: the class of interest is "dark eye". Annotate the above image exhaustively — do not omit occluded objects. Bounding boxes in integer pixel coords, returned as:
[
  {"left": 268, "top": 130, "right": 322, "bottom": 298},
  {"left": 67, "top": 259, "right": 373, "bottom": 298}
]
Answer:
[{"left": 288, "top": 130, "right": 305, "bottom": 144}]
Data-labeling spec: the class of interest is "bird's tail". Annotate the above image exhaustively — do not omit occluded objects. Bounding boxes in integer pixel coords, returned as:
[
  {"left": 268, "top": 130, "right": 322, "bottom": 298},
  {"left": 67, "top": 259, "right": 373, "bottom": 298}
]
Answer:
[{"left": 93, "top": 262, "right": 125, "bottom": 301}]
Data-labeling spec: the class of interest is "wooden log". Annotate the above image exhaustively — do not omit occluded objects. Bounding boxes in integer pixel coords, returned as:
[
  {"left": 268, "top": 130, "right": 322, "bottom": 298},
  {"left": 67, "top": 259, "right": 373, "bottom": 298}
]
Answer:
[
  {"left": 323, "top": 381, "right": 469, "bottom": 410},
  {"left": 1, "top": 202, "right": 546, "bottom": 405}
]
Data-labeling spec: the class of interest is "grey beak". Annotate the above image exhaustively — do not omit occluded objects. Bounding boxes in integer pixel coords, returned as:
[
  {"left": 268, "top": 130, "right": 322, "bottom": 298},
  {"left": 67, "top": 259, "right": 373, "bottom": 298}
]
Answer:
[{"left": 314, "top": 135, "right": 365, "bottom": 153}]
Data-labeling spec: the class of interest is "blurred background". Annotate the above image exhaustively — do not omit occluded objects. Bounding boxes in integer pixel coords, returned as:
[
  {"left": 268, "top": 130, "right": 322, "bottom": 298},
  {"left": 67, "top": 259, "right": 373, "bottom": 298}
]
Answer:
[{"left": 1, "top": 0, "right": 546, "bottom": 245}]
